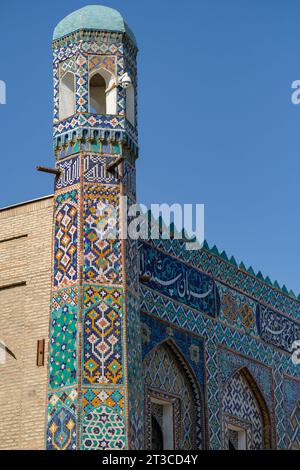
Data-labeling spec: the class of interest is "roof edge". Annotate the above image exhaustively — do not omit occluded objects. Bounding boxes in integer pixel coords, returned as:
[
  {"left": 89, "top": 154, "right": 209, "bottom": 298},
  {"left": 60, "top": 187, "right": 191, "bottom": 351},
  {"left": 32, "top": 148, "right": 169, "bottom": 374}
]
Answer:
[{"left": 0, "top": 194, "right": 54, "bottom": 213}]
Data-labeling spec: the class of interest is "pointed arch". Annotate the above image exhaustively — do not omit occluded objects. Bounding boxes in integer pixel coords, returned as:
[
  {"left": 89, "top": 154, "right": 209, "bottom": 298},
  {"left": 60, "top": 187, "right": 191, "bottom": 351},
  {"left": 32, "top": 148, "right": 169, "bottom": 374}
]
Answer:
[
  {"left": 143, "top": 338, "right": 204, "bottom": 450},
  {"left": 222, "top": 366, "right": 272, "bottom": 449},
  {"left": 59, "top": 72, "right": 75, "bottom": 120},
  {"left": 89, "top": 68, "right": 116, "bottom": 115}
]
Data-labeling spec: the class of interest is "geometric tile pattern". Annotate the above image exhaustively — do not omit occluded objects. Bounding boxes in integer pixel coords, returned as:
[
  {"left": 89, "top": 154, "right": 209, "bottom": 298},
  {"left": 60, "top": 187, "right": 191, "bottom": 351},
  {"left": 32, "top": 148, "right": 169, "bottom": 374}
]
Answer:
[
  {"left": 288, "top": 401, "right": 300, "bottom": 449},
  {"left": 218, "top": 282, "right": 257, "bottom": 335},
  {"left": 53, "top": 60, "right": 60, "bottom": 123},
  {"left": 283, "top": 376, "right": 300, "bottom": 449},
  {"left": 125, "top": 236, "right": 139, "bottom": 292},
  {"left": 141, "top": 311, "right": 205, "bottom": 388},
  {"left": 218, "top": 348, "right": 273, "bottom": 406},
  {"left": 83, "top": 285, "right": 123, "bottom": 385},
  {"left": 59, "top": 57, "right": 76, "bottom": 78},
  {"left": 49, "top": 287, "right": 78, "bottom": 389},
  {"left": 82, "top": 388, "right": 125, "bottom": 416},
  {"left": 126, "top": 293, "right": 144, "bottom": 449},
  {"left": 53, "top": 113, "right": 126, "bottom": 137},
  {"left": 56, "top": 155, "right": 80, "bottom": 190},
  {"left": 83, "top": 284, "right": 123, "bottom": 312},
  {"left": 122, "top": 159, "right": 136, "bottom": 198},
  {"left": 84, "top": 154, "right": 119, "bottom": 184},
  {"left": 76, "top": 53, "right": 88, "bottom": 114},
  {"left": 81, "top": 387, "right": 126, "bottom": 450},
  {"left": 46, "top": 389, "right": 77, "bottom": 450},
  {"left": 83, "top": 185, "right": 122, "bottom": 284},
  {"left": 222, "top": 371, "right": 263, "bottom": 449},
  {"left": 54, "top": 188, "right": 79, "bottom": 288},
  {"left": 89, "top": 55, "right": 116, "bottom": 75},
  {"left": 82, "top": 405, "right": 125, "bottom": 450}
]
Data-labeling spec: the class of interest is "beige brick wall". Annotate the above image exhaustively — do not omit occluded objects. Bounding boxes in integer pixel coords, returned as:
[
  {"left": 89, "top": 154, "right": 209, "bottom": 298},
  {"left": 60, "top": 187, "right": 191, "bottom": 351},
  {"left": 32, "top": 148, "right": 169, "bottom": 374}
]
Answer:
[{"left": 0, "top": 196, "right": 53, "bottom": 449}]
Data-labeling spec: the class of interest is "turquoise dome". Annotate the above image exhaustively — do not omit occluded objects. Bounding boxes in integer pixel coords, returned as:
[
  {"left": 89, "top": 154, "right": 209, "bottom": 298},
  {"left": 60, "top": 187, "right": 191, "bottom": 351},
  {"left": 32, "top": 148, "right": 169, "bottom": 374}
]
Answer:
[{"left": 53, "top": 5, "right": 136, "bottom": 45}]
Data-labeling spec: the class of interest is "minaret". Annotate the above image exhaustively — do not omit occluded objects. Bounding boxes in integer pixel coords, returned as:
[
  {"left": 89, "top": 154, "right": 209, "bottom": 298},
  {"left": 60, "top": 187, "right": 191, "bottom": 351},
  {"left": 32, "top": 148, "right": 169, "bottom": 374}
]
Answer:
[{"left": 46, "top": 5, "right": 143, "bottom": 450}]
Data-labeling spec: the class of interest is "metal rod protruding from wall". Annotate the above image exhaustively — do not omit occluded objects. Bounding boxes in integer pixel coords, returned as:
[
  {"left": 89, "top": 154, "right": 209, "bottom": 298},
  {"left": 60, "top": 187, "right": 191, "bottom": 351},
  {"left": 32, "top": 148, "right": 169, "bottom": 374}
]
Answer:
[{"left": 36, "top": 165, "right": 61, "bottom": 176}]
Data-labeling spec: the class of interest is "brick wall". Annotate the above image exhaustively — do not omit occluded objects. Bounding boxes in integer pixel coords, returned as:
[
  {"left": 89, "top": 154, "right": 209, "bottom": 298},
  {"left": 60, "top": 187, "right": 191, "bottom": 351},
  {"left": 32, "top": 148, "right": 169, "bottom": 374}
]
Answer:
[{"left": 0, "top": 196, "right": 53, "bottom": 449}]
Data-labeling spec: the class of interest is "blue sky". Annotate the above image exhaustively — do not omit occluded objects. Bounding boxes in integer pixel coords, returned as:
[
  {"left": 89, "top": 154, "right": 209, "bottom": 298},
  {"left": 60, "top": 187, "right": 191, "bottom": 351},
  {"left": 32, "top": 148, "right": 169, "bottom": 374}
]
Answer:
[{"left": 0, "top": 0, "right": 300, "bottom": 294}]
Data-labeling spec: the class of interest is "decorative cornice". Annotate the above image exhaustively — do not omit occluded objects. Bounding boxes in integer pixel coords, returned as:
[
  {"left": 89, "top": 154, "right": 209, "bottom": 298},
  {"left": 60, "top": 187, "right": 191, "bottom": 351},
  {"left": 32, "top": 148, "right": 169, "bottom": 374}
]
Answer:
[
  {"left": 52, "top": 29, "right": 138, "bottom": 55},
  {"left": 202, "top": 240, "right": 299, "bottom": 301}
]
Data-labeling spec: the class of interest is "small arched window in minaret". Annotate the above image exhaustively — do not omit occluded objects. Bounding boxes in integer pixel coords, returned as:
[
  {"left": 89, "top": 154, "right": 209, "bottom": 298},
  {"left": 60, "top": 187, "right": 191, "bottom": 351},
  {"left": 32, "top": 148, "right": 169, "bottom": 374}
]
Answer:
[
  {"left": 59, "top": 72, "right": 75, "bottom": 120},
  {"left": 126, "top": 85, "right": 135, "bottom": 126},
  {"left": 89, "top": 69, "right": 117, "bottom": 115},
  {"left": 89, "top": 73, "right": 106, "bottom": 114}
]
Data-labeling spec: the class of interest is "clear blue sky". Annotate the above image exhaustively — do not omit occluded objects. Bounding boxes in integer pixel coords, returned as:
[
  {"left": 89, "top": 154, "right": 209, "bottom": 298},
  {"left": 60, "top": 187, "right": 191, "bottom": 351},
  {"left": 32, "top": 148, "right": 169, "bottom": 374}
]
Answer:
[{"left": 0, "top": 0, "right": 300, "bottom": 294}]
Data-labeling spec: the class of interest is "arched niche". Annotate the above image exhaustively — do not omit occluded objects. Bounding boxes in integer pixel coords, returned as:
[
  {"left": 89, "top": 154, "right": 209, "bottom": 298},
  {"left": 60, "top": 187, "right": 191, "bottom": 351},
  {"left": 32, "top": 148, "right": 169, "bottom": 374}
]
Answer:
[
  {"left": 59, "top": 72, "right": 75, "bottom": 120},
  {"left": 143, "top": 339, "right": 204, "bottom": 450},
  {"left": 222, "top": 367, "right": 272, "bottom": 450},
  {"left": 89, "top": 68, "right": 116, "bottom": 115}
]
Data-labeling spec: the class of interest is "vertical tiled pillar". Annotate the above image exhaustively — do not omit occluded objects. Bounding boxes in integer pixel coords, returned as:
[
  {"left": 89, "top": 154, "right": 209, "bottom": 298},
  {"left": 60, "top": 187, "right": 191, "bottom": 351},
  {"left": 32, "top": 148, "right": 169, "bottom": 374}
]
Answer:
[{"left": 46, "top": 15, "right": 143, "bottom": 450}]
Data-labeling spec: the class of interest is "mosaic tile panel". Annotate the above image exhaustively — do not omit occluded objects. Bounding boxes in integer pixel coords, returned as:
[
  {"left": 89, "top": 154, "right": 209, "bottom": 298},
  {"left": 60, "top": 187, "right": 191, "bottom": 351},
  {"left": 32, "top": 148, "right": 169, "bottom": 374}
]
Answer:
[
  {"left": 139, "top": 242, "right": 219, "bottom": 317},
  {"left": 54, "top": 188, "right": 79, "bottom": 288},
  {"left": 256, "top": 303, "right": 300, "bottom": 353},
  {"left": 84, "top": 154, "right": 119, "bottom": 184},
  {"left": 81, "top": 39, "right": 124, "bottom": 55},
  {"left": 288, "top": 401, "right": 300, "bottom": 449},
  {"left": 116, "top": 50, "right": 125, "bottom": 116},
  {"left": 126, "top": 293, "right": 144, "bottom": 449},
  {"left": 125, "top": 236, "right": 139, "bottom": 293},
  {"left": 46, "top": 389, "right": 77, "bottom": 450},
  {"left": 217, "top": 282, "right": 257, "bottom": 335},
  {"left": 122, "top": 159, "right": 136, "bottom": 198},
  {"left": 82, "top": 285, "right": 123, "bottom": 385},
  {"left": 59, "top": 57, "right": 76, "bottom": 77},
  {"left": 75, "top": 53, "right": 89, "bottom": 114},
  {"left": 82, "top": 388, "right": 125, "bottom": 416},
  {"left": 284, "top": 376, "right": 300, "bottom": 449},
  {"left": 150, "top": 238, "right": 300, "bottom": 320},
  {"left": 56, "top": 155, "right": 80, "bottom": 190},
  {"left": 83, "top": 185, "right": 122, "bottom": 284},
  {"left": 218, "top": 347, "right": 273, "bottom": 405},
  {"left": 82, "top": 387, "right": 126, "bottom": 450},
  {"left": 49, "top": 287, "right": 78, "bottom": 389},
  {"left": 89, "top": 55, "right": 116, "bottom": 75},
  {"left": 54, "top": 114, "right": 126, "bottom": 137},
  {"left": 205, "top": 335, "right": 221, "bottom": 449},
  {"left": 82, "top": 405, "right": 125, "bottom": 450},
  {"left": 141, "top": 312, "right": 205, "bottom": 388},
  {"left": 222, "top": 371, "right": 263, "bottom": 449},
  {"left": 53, "top": 59, "right": 60, "bottom": 122}
]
